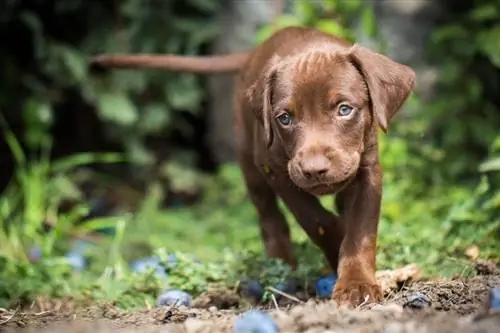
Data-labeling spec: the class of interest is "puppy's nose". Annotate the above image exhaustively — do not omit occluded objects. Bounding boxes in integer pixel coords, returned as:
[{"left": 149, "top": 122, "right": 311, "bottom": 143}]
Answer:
[{"left": 299, "top": 155, "right": 330, "bottom": 179}]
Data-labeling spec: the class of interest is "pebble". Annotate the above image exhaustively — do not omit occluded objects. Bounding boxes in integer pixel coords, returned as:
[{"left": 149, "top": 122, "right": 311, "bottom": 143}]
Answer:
[
  {"left": 272, "top": 279, "right": 298, "bottom": 300},
  {"left": 488, "top": 287, "right": 500, "bottom": 311},
  {"left": 157, "top": 289, "right": 193, "bottom": 307},
  {"left": 315, "top": 274, "right": 337, "bottom": 298},
  {"left": 130, "top": 255, "right": 168, "bottom": 278},
  {"left": 233, "top": 310, "right": 279, "bottom": 333},
  {"left": 64, "top": 251, "right": 86, "bottom": 271},
  {"left": 239, "top": 279, "right": 265, "bottom": 302},
  {"left": 403, "top": 291, "right": 431, "bottom": 309},
  {"left": 29, "top": 245, "right": 42, "bottom": 262},
  {"left": 64, "top": 240, "right": 92, "bottom": 271}
]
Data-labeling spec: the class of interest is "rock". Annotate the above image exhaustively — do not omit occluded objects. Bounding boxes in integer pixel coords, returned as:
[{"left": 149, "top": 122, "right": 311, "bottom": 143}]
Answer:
[
  {"left": 315, "top": 274, "right": 337, "bottom": 298},
  {"left": 403, "top": 291, "right": 431, "bottom": 309},
  {"left": 239, "top": 279, "right": 265, "bottom": 302},
  {"left": 273, "top": 279, "right": 298, "bottom": 295},
  {"left": 157, "top": 289, "right": 193, "bottom": 307},
  {"left": 130, "top": 255, "right": 171, "bottom": 278},
  {"left": 488, "top": 287, "right": 500, "bottom": 312},
  {"left": 29, "top": 245, "right": 42, "bottom": 263},
  {"left": 64, "top": 240, "right": 92, "bottom": 271},
  {"left": 65, "top": 251, "right": 86, "bottom": 271},
  {"left": 233, "top": 310, "right": 279, "bottom": 333}
]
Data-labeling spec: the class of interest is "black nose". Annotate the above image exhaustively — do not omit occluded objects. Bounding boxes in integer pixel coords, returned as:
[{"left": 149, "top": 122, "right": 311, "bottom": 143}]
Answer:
[{"left": 299, "top": 155, "right": 330, "bottom": 179}]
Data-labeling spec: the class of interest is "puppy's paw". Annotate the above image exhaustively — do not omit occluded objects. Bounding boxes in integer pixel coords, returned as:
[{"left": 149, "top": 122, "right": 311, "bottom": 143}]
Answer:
[{"left": 332, "top": 282, "right": 382, "bottom": 307}]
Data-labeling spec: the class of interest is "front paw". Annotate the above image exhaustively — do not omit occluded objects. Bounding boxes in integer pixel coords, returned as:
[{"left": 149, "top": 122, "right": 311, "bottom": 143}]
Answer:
[{"left": 332, "top": 282, "right": 382, "bottom": 307}]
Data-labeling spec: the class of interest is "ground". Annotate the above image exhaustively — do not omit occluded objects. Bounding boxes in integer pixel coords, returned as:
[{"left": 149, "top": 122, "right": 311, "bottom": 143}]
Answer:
[
  {"left": 2, "top": 165, "right": 500, "bottom": 333},
  {"left": 3, "top": 266, "right": 499, "bottom": 333}
]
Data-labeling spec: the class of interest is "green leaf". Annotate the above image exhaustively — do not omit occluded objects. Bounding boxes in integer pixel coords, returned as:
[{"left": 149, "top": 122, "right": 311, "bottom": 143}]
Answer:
[
  {"left": 19, "top": 11, "right": 46, "bottom": 59},
  {"left": 165, "top": 75, "right": 203, "bottom": 111},
  {"left": 360, "top": 6, "right": 377, "bottom": 38},
  {"left": 479, "top": 157, "right": 500, "bottom": 172},
  {"left": 431, "top": 25, "right": 468, "bottom": 44},
  {"left": 316, "top": 20, "right": 345, "bottom": 37},
  {"left": 97, "top": 92, "right": 139, "bottom": 126},
  {"left": 469, "top": 4, "right": 499, "bottom": 22},
  {"left": 185, "top": 0, "right": 219, "bottom": 13},
  {"left": 0, "top": 115, "right": 26, "bottom": 166},
  {"left": 51, "top": 152, "right": 124, "bottom": 174},
  {"left": 256, "top": 15, "right": 304, "bottom": 43},
  {"left": 76, "top": 217, "right": 121, "bottom": 234},
  {"left": 476, "top": 26, "right": 500, "bottom": 67},
  {"left": 59, "top": 46, "right": 87, "bottom": 82},
  {"left": 138, "top": 103, "right": 171, "bottom": 134}
]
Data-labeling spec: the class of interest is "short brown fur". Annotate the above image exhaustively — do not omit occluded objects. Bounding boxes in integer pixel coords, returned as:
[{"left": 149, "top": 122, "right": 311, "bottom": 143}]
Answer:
[{"left": 90, "top": 26, "right": 416, "bottom": 307}]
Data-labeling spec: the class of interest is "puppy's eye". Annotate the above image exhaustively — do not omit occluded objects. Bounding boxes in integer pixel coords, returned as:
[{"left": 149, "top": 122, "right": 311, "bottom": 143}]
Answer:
[
  {"left": 276, "top": 112, "right": 293, "bottom": 126},
  {"left": 338, "top": 104, "right": 354, "bottom": 117}
]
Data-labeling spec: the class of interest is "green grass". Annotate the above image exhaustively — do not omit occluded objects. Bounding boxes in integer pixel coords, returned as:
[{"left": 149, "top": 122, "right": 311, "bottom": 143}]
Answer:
[{"left": 0, "top": 125, "right": 499, "bottom": 310}]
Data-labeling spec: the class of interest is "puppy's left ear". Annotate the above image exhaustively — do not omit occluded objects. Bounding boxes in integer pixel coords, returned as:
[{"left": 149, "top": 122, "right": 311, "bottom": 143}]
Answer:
[{"left": 347, "top": 45, "right": 416, "bottom": 132}]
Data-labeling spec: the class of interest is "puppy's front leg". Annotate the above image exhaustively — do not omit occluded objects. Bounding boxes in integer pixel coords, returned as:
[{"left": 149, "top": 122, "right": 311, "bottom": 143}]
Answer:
[
  {"left": 275, "top": 181, "right": 345, "bottom": 272},
  {"left": 332, "top": 163, "right": 383, "bottom": 306}
]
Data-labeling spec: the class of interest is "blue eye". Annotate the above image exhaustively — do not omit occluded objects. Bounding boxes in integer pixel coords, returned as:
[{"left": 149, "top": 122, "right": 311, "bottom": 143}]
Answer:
[
  {"left": 277, "top": 112, "right": 292, "bottom": 126},
  {"left": 338, "top": 104, "right": 354, "bottom": 117}
]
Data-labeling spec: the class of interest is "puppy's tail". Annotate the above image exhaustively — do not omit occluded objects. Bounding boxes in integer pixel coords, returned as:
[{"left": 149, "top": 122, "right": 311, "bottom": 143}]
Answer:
[{"left": 89, "top": 52, "right": 250, "bottom": 74}]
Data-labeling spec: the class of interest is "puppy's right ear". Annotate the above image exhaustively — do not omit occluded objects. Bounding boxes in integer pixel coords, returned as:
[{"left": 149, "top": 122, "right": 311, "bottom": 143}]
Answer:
[
  {"left": 247, "top": 54, "right": 281, "bottom": 149},
  {"left": 262, "top": 66, "right": 278, "bottom": 149}
]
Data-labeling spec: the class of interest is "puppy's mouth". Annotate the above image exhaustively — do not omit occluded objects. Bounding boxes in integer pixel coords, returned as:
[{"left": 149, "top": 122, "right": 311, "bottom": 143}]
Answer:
[{"left": 301, "top": 177, "right": 354, "bottom": 196}]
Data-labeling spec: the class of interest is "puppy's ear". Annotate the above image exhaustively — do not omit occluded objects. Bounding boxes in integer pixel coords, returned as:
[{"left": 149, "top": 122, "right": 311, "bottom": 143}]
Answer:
[
  {"left": 347, "top": 45, "right": 416, "bottom": 132},
  {"left": 262, "top": 66, "right": 278, "bottom": 148},
  {"left": 247, "top": 54, "right": 281, "bottom": 148}
]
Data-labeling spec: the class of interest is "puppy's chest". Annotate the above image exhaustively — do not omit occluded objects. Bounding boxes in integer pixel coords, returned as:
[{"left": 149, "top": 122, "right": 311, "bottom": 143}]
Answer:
[{"left": 252, "top": 128, "right": 290, "bottom": 184}]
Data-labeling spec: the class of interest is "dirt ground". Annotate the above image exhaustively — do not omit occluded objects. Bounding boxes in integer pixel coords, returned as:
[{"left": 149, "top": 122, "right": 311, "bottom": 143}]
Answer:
[{"left": 2, "top": 262, "right": 500, "bottom": 333}]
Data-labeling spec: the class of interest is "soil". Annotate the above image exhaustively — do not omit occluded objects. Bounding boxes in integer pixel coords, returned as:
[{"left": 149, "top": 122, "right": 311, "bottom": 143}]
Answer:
[{"left": 2, "top": 262, "right": 500, "bottom": 333}]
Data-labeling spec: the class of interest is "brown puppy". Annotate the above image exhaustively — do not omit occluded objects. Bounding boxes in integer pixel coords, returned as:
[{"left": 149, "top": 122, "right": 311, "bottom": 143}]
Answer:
[{"left": 90, "top": 26, "right": 416, "bottom": 306}]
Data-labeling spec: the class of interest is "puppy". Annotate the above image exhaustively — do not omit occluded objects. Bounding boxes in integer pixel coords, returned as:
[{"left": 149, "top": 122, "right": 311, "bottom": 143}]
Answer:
[{"left": 90, "top": 26, "right": 416, "bottom": 306}]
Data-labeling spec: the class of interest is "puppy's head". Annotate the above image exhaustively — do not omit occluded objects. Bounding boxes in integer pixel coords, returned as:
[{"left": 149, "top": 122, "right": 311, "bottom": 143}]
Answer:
[{"left": 258, "top": 45, "right": 415, "bottom": 195}]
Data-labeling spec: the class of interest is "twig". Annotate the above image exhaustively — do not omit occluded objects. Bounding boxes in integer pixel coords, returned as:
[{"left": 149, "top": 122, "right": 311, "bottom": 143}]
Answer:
[
  {"left": 0, "top": 308, "right": 18, "bottom": 325},
  {"left": 266, "top": 286, "right": 304, "bottom": 304},
  {"left": 270, "top": 294, "right": 280, "bottom": 311},
  {"left": 356, "top": 295, "right": 371, "bottom": 310}
]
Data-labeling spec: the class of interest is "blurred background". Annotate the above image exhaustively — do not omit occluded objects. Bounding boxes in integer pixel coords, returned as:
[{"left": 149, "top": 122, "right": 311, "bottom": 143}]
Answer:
[{"left": 0, "top": 0, "right": 499, "bottom": 309}]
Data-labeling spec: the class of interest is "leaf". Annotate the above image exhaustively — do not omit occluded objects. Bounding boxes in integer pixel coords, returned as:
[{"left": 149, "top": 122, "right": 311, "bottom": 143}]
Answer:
[
  {"left": 164, "top": 75, "right": 203, "bottom": 112},
  {"left": 97, "top": 92, "right": 139, "bottom": 126},
  {"left": 185, "top": 0, "right": 219, "bottom": 13},
  {"left": 256, "top": 15, "right": 304, "bottom": 43},
  {"left": 360, "top": 6, "right": 377, "bottom": 38},
  {"left": 76, "top": 217, "right": 121, "bottom": 234},
  {"left": 316, "top": 20, "right": 345, "bottom": 37},
  {"left": 58, "top": 46, "right": 87, "bottom": 82},
  {"left": 138, "top": 103, "right": 171, "bottom": 134},
  {"left": 469, "top": 4, "right": 499, "bottom": 22},
  {"left": 19, "top": 11, "right": 46, "bottom": 59},
  {"left": 51, "top": 152, "right": 125, "bottom": 173},
  {"left": 294, "top": 0, "right": 315, "bottom": 22},
  {"left": 479, "top": 157, "right": 500, "bottom": 172},
  {"left": 431, "top": 25, "right": 468, "bottom": 44},
  {"left": 0, "top": 114, "right": 26, "bottom": 166},
  {"left": 476, "top": 26, "right": 500, "bottom": 67}
]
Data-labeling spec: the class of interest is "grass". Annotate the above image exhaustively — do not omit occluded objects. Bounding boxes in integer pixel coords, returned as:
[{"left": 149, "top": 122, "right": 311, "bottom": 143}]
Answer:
[{"left": 0, "top": 124, "right": 499, "bottom": 310}]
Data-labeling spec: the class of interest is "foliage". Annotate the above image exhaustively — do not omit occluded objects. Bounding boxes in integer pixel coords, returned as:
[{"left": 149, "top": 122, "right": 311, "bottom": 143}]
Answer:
[
  {"left": 0, "top": 0, "right": 219, "bottom": 181},
  {"left": 0, "top": 0, "right": 499, "bottom": 311}
]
